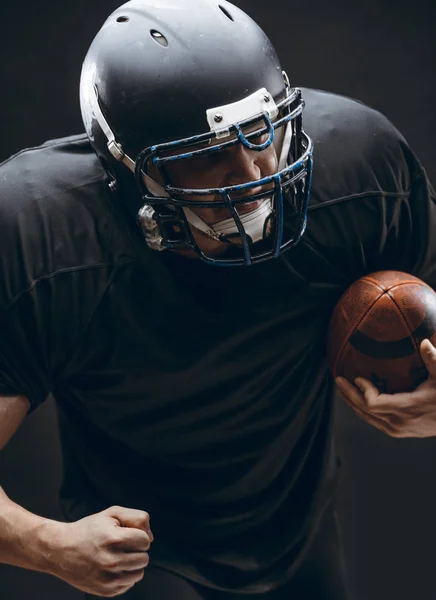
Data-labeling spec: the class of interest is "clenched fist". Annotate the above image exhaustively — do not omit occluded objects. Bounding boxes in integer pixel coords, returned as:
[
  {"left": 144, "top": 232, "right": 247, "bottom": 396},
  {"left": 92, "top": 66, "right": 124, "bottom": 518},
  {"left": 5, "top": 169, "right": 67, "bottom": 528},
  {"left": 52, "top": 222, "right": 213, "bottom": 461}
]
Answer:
[{"left": 46, "top": 505, "right": 154, "bottom": 597}]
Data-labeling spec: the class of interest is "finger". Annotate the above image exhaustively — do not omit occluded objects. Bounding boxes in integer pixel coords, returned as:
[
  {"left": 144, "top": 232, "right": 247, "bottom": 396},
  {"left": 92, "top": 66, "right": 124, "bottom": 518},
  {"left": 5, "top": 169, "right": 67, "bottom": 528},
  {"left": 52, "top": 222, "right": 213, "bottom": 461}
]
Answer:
[
  {"left": 110, "top": 552, "right": 150, "bottom": 573},
  {"left": 342, "top": 392, "right": 398, "bottom": 435},
  {"left": 113, "top": 529, "right": 152, "bottom": 552},
  {"left": 113, "top": 569, "right": 145, "bottom": 585},
  {"left": 353, "top": 377, "right": 396, "bottom": 411},
  {"left": 352, "top": 376, "right": 417, "bottom": 412},
  {"left": 354, "top": 377, "right": 431, "bottom": 414},
  {"left": 108, "top": 567, "right": 146, "bottom": 585},
  {"left": 419, "top": 339, "right": 436, "bottom": 377},
  {"left": 336, "top": 377, "right": 369, "bottom": 407},
  {"left": 336, "top": 378, "right": 397, "bottom": 434},
  {"left": 106, "top": 506, "right": 151, "bottom": 533}
]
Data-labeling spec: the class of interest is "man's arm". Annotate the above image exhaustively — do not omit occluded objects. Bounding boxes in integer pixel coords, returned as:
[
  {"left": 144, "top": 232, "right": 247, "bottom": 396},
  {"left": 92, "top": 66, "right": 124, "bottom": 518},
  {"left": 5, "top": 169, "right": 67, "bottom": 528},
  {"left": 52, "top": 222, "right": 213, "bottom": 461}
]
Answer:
[
  {"left": 0, "top": 396, "right": 153, "bottom": 597},
  {"left": 0, "top": 394, "right": 61, "bottom": 574},
  {"left": 0, "top": 394, "right": 30, "bottom": 451}
]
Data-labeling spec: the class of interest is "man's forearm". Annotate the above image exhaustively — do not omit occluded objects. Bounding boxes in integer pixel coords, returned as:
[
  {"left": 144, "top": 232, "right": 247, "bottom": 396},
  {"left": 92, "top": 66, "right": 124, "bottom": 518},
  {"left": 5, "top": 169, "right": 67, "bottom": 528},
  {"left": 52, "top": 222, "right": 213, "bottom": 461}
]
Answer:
[{"left": 0, "top": 486, "right": 62, "bottom": 574}]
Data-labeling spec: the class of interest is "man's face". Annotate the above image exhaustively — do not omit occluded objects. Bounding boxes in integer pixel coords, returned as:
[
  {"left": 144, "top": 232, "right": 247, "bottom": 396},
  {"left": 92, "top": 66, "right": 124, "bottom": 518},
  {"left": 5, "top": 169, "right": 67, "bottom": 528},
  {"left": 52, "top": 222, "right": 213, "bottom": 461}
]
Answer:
[{"left": 150, "top": 127, "right": 279, "bottom": 257}]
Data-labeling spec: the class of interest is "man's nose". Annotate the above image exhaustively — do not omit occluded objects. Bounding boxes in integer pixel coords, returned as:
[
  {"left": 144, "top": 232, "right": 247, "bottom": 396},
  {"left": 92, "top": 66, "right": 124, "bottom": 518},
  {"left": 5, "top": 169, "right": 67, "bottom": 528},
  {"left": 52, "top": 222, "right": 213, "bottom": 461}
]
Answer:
[{"left": 225, "top": 145, "right": 262, "bottom": 186}]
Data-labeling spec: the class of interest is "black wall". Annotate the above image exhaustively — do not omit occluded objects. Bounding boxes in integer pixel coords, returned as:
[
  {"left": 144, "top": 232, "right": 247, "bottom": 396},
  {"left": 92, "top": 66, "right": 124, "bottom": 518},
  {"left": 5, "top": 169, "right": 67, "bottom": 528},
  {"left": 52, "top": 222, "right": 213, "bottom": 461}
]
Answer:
[{"left": 1, "top": 1, "right": 435, "bottom": 599}]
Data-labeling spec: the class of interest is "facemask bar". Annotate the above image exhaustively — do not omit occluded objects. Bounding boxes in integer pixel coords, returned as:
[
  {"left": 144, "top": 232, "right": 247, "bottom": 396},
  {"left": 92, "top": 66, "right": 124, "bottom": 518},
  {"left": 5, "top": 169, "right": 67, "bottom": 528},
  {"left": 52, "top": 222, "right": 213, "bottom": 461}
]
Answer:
[
  {"left": 135, "top": 136, "right": 313, "bottom": 266},
  {"left": 142, "top": 141, "right": 311, "bottom": 208},
  {"left": 143, "top": 90, "right": 301, "bottom": 172}
]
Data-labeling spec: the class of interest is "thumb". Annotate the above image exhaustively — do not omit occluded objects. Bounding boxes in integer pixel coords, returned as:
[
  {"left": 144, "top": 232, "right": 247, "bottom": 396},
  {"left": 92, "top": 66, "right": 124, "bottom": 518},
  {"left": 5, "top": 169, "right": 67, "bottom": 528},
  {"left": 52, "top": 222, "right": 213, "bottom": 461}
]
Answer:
[
  {"left": 105, "top": 505, "right": 153, "bottom": 538},
  {"left": 419, "top": 338, "right": 436, "bottom": 377}
]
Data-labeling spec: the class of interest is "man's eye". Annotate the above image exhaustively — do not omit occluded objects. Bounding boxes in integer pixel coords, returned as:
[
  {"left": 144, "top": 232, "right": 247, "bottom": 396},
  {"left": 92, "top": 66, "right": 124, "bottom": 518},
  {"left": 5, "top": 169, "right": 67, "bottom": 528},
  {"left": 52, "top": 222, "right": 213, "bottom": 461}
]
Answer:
[
  {"left": 205, "top": 151, "right": 225, "bottom": 162},
  {"left": 188, "top": 151, "right": 223, "bottom": 164}
]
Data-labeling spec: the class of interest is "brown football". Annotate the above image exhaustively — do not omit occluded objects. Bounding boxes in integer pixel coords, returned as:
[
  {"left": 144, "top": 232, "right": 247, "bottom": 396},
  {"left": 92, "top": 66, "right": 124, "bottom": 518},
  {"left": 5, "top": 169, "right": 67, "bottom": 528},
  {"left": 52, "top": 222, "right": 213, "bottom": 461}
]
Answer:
[{"left": 327, "top": 271, "right": 436, "bottom": 394}]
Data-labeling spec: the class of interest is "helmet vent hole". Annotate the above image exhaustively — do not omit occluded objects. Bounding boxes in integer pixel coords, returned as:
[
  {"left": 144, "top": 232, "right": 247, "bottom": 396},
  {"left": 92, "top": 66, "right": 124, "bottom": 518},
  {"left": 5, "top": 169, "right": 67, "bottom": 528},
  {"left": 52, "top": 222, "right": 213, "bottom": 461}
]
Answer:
[
  {"left": 116, "top": 16, "right": 129, "bottom": 23},
  {"left": 218, "top": 5, "right": 234, "bottom": 21},
  {"left": 150, "top": 29, "right": 169, "bottom": 47}
]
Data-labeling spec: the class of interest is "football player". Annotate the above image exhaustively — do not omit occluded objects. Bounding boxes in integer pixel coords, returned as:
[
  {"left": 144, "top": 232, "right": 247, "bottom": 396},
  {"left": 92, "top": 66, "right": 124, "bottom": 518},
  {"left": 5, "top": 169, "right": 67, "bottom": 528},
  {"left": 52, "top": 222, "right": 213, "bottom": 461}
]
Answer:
[{"left": 0, "top": 1, "right": 435, "bottom": 599}]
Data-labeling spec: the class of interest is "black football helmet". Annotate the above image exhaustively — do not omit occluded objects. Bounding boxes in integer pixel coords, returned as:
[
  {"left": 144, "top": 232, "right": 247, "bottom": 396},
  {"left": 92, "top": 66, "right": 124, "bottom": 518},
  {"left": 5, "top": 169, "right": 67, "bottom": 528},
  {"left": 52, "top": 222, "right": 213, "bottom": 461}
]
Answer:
[{"left": 80, "top": 0, "right": 313, "bottom": 266}]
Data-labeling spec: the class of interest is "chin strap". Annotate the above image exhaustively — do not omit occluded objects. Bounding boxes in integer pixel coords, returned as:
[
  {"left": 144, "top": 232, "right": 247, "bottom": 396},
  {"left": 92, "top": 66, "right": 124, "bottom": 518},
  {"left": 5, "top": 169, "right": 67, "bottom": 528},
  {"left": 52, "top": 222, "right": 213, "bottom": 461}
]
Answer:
[
  {"left": 182, "top": 199, "right": 273, "bottom": 243},
  {"left": 278, "top": 121, "right": 292, "bottom": 171},
  {"left": 184, "top": 198, "right": 274, "bottom": 244}
]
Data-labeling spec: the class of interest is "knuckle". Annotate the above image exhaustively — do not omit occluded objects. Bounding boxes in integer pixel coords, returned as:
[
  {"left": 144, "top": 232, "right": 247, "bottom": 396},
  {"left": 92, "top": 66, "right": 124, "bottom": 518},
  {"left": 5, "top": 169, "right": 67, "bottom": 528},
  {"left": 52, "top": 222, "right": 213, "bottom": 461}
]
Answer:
[
  {"left": 102, "top": 567, "right": 123, "bottom": 581},
  {"left": 135, "top": 569, "right": 145, "bottom": 582},
  {"left": 386, "top": 428, "right": 402, "bottom": 438},
  {"left": 108, "top": 534, "right": 125, "bottom": 547},
  {"left": 113, "top": 586, "right": 130, "bottom": 596},
  {"left": 101, "top": 570, "right": 115, "bottom": 582},
  {"left": 96, "top": 585, "right": 116, "bottom": 597},
  {"left": 409, "top": 412, "right": 423, "bottom": 422},
  {"left": 111, "top": 580, "right": 137, "bottom": 596},
  {"left": 143, "top": 538, "right": 151, "bottom": 550},
  {"left": 108, "top": 589, "right": 126, "bottom": 598},
  {"left": 122, "top": 584, "right": 137, "bottom": 595},
  {"left": 103, "top": 560, "right": 119, "bottom": 572}
]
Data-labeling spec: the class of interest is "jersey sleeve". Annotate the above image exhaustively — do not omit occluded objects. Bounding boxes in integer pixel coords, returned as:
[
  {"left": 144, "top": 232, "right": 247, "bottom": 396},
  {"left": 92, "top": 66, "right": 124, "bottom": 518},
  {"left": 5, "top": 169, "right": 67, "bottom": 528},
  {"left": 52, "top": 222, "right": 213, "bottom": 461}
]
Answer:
[
  {"left": 0, "top": 288, "right": 53, "bottom": 414},
  {"left": 303, "top": 100, "right": 436, "bottom": 292},
  {"left": 376, "top": 145, "right": 436, "bottom": 289},
  {"left": 0, "top": 268, "right": 112, "bottom": 415},
  {"left": 0, "top": 137, "right": 119, "bottom": 415}
]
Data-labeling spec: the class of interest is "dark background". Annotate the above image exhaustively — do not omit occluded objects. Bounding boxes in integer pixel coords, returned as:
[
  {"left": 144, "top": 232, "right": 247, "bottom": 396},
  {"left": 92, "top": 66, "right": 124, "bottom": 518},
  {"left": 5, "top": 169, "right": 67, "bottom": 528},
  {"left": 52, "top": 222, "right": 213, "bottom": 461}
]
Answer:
[{"left": 0, "top": 0, "right": 435, "bottom": 599}]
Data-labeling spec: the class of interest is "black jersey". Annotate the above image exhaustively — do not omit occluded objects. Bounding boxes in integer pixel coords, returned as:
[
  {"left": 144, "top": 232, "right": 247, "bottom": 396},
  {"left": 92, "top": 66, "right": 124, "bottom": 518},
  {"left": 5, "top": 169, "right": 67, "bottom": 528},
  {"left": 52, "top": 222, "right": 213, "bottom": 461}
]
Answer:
[{"left": 0, "top": 88, "right": 435, "bottom": 593}]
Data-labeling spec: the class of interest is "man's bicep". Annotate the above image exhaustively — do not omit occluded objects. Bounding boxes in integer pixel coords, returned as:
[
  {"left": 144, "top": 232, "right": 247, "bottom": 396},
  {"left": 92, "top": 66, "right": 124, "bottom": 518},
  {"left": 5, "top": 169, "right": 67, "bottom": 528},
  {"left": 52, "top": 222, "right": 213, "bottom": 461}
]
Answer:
[{"left": 0, "top": 394, "right": 31, "bottom": 452}]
